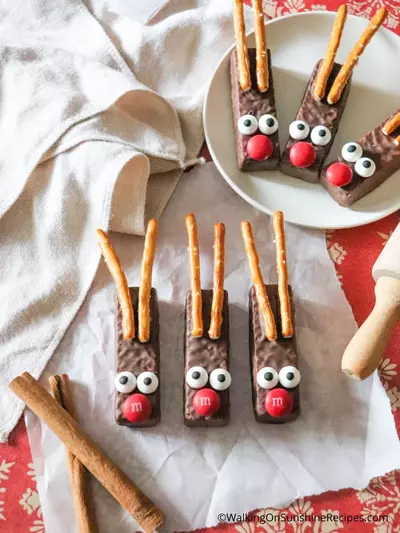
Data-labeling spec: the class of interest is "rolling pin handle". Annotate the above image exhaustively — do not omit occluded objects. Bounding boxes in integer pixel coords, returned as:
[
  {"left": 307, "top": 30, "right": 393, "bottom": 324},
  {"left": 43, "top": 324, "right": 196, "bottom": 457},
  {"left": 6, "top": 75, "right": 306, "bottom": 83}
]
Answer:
[{"left": 341, "top": 276, "right": 400, "bottom": 380}]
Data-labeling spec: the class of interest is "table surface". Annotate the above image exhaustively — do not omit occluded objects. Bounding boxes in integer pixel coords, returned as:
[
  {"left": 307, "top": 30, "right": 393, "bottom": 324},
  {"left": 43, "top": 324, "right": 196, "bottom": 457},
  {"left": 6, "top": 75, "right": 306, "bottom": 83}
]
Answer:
[{"left": 1, "top": 2, "right": 400, "bottom": 532}]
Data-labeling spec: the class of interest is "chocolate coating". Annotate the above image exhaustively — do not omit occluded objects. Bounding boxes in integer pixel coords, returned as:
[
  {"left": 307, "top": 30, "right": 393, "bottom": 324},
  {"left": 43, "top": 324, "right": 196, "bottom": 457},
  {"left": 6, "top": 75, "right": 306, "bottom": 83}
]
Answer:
[
  {"left": 321, "top": 109, "right": 400, "bottom": 206},
  {"left": 115, "top": 287, "right": 160, "bottom": 427},
  {"left": 230, "top": 48, "right": 280, "bottom": 171},
  {"left": 249, "top": 285, "right": 300, "bottom": 423},
  {"left": 184, "top": 290, "right": 230, "bottom": 427},
  {"left": 280, "top": 60, "right": 352, "bottom": 183}
]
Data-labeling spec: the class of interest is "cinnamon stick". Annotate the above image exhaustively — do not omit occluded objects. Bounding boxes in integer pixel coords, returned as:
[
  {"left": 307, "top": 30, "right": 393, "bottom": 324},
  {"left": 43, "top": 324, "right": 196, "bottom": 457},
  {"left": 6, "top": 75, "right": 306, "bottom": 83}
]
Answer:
[
  {"left": 9, "top": 373, "right": 164, "bottom": 533},
  {"left": 49, "top": 375, "right": 98, "bottom": 533}
]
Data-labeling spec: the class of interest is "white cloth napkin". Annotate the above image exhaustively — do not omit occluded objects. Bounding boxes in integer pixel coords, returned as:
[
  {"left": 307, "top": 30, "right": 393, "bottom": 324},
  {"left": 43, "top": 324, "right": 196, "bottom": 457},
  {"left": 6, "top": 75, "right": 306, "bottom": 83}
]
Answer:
[{"left": 0, "top": 0, "right": 253, "bottom": 442}]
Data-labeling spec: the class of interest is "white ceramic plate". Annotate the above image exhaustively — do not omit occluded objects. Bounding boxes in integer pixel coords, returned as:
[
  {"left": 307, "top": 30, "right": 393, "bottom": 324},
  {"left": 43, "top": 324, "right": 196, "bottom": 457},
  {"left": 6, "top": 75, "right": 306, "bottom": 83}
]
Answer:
[{"left": 204, "top": 12, "right": 400, "bottom": 229}]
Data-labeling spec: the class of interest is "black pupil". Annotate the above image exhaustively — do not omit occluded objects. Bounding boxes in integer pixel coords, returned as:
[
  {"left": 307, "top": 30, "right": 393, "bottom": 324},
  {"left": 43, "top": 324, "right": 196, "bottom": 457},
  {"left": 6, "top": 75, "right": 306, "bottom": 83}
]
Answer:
[
  {"left": 192, "top": 371, "right": 200, "bottom": 379},
  {"left": 244, "top": 119, "right": 252, "bottom": 127},
  {"left": 348, "top": 144, "right": 357, "bottom": 153},
  {"left": 266, "top": 118, "right": 274, "bottom": 127},
  {"left": 297, "top": 123, "right": 305, "bottom": 130},
  {"left": 318, "top": 129, "right": 326, "bottom": 137},
  {"left": 217, "top": 374, "right": 226, "bottom": 383},
  {"left": 362, "top": 160, "right": 371, "bottom": 168},
  {"left": 264, "top": 372, "right": 274, "bottom": 381},
  {"left": 119, "top": 376, "right": 128, "bottom": 385},
  {"left": 143, "top": 377, "right": 152, "bottom": 386},
  {"left": 286, "top": 372, "right": 295, "bottom": 381}
]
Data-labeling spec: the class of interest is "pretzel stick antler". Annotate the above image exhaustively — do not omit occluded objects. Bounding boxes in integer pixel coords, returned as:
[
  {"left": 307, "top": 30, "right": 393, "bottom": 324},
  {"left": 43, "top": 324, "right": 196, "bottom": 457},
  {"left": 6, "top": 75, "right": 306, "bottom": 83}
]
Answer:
[
  {"left": 96, "top": 229, "right": 134, "bottom": 340},
  {"left": 272, "top": 212, "right": 293, "bottom": 338},
  {"left": 209, "top": 223, "right": 225, "bottom": 340},
  {"left": 241, "top": 221, "right": 277, "bottom": 341},
  {"left": 186, "top": 214, "right": 203, "bottom": 337},
  {"left": 327, "top": 7, "right": 387, "bottom": 105},
  {"left": 138, "top": 219, "right": 158, "bottom": 343},
  {"left": 233, "top": 0, "right": 251, "bottom": 92},
  {"left": 252, "top": 0, "right": 268, "bottom": 92},
  {"left": 313, "top": 4, "right": 347, "bottom": 101},
  {"left": 383, "top": 112, "right": 400, "bottom": 136}
]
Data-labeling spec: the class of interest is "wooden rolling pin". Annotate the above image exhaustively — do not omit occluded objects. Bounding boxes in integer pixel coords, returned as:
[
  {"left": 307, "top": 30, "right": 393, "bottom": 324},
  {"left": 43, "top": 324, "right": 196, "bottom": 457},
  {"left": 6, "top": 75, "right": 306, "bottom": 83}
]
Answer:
[{"left": 342, "top": 222, "right": 400, "bottom": 380}]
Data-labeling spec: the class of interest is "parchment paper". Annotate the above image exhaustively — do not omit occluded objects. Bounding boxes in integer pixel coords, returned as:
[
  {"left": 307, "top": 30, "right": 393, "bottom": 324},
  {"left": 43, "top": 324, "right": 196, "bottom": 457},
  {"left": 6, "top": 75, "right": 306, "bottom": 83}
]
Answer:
[{"left": 25, "top": 163, "right": 400, "bottom": 533}]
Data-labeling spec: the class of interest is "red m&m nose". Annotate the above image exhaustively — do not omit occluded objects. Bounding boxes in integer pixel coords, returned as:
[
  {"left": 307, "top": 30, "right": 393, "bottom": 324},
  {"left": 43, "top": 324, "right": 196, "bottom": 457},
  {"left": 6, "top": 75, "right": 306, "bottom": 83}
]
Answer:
[
  {"left": 289, "top": 142, "right": 316, "bottom": 168},
  {"left": 325, "top": 162, "right": 353, "bottom": 187},
  {"left": 123, "top": 393, "right": 152, "bottom": 423},
  {"left": 265, "top": 388, "right": 293, "bottom": 418},
  {"left": 192, "top": 388, "right": 220, "bottom": 417},
  {"left": 247, "top": 135, "right": 273, "bottom": 161}
]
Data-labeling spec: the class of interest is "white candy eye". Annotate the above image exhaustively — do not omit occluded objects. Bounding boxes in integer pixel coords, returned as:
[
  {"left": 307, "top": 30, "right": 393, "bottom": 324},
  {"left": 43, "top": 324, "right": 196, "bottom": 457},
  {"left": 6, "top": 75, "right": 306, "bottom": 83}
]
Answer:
[
  {"left": 279, "top": 366, "right": 301, "bottom": 388},
  {"left": 289, "top": 120, "right": 310, "bottom": 140},
  {"left": 115, "top": 371, "right": 136, "bottom": 394},
  {"left": 311, "top": 125, "right": 331, "bottom": 146},
  {"left": 258, "top": 114, "right": 279, "bottom": 135},
  {"left": 137, "top": 372, "right": 159, "bottom": 394},
  {"left": 257, "top": 367, "right": 279, "bottom": 389},
  {"left": 186, "top": 366, "right": 208, "bottom": 389},
  {"left": 342, "top": 142, "right": 363, "bottom": 163},
  {"left": 238, "top": 114, "right": 258, "bottom": 135},
  {"left": 209, "top": 368, "right": 231, "bottom": 391},
  {"left": 355, "top": 157, "right": 376, "bottom": 178}
]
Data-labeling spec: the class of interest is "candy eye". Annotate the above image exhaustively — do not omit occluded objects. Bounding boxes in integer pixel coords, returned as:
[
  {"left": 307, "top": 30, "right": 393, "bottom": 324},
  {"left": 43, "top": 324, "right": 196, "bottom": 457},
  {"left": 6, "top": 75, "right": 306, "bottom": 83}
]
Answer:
[
  {"left": 115, "top": 371, "right": 136, "bottom": 394},
  {"left": 137, "top": 372, "right": 159, "bottom": 394},
  {"left": 311, "top": 125, "right": 331, "bottom": 146},
  {"left": 342, "top": 142, "right": 363, "bottom": 163},
  {"left": 355, "top": 157, "right": 376, "bottom": 178},
  {"left": 209, "top": 368, "right": 231, "bottom": 391},
  {"left": 279, "top": 366, "right": 301, "bottom": 389},
  {"left": 238, "top": 115, "right": 258, "bottom": 135},
  {"left": 186, "top": 366, "right": 208, "bottom": 389},
  {"left": 258, "top": 114, "right": 279, "bottom": 135},
  {"left": 257, "top": 367, "right": 279, "bottom": 389},
  {"left": 289, "top": 120, "right": 310, "bottom": 140}
]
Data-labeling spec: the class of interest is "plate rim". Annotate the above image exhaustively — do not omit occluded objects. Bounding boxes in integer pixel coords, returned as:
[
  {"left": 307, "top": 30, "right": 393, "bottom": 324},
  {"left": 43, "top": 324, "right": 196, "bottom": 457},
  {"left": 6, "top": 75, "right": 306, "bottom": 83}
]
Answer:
[{"left": 203, "top": 10, "right": 400, "bottom": 230}]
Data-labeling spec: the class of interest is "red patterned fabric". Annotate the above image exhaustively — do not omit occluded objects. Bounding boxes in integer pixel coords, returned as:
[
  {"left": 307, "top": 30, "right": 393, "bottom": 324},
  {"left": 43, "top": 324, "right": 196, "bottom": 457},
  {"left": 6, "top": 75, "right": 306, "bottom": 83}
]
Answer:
[{"left": 1, "top": 2, "right": 400, "bottom": 532}]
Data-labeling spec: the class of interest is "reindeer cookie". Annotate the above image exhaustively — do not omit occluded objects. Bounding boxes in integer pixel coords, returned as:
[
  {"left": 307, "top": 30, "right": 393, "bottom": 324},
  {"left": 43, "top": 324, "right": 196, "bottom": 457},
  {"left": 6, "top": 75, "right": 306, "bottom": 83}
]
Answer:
[
  {"left": 242, "top": 213, "right": 300, "bottom": 423},
  {"left": 280, "top": 6, "right": 387, "bottom": 183},
  {"left": 97, "top": 221, "right": 161, "bottom": 427},
  {"left": 230, "top": 0, "right": 280, "bottom": 171},
  {"left": 184, "top": 216, "right": 231, "bottom": 427},
  {"left": 322, "top": 109, "right": 400, "bottom": 206}
]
